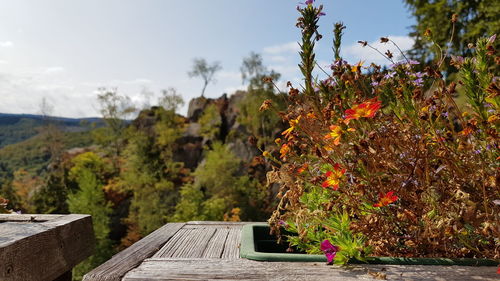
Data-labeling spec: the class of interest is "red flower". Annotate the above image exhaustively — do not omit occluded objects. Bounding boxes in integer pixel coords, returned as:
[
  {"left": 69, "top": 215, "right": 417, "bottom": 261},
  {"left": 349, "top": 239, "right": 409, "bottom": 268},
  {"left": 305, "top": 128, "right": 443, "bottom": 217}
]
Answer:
[
  {"left": 344, "top": 98, "right": 382, "bottom": 123},
  {"left": 373, "top": 191, "right": 398, "bottom": 207},
  {"left": 321, "top": 164, "right": 346, "bottom": 190}
]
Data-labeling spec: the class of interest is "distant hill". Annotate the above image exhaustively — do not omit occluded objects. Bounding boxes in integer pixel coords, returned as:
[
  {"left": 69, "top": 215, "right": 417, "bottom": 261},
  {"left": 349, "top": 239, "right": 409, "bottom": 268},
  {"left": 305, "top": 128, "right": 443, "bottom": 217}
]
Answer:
[{"left": 0, "top": 113, "right": 103, "bottom": 148}]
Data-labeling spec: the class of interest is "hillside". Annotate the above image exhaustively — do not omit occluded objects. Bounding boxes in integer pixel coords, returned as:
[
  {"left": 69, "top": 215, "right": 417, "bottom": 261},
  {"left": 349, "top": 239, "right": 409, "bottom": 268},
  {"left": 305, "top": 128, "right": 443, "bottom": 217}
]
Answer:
[
  {"left": 0, "top": 113, "right": 103, "bottom": 148},
  {"left": 0, "top": 130, "right": 95, "bottom": 188}
]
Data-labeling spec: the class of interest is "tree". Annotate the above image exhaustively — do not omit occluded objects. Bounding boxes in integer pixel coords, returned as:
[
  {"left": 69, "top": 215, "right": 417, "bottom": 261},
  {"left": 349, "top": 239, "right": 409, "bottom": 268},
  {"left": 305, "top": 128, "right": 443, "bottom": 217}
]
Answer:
[
  {"left": 188, "top": 58, "right": 222, "bottom": 97},
  {"left": 67, "top": 152, "right": 114, "bottom": 281},
  {"left": 158, "top": 87, "right": 184, "bottom": 113},
  {"left": 404, "top": 0, "right": 500, "bottom": 65},
  {"left": 122, "top": 106, "right": 185, "bottom": 237},
  {"left": 34, "top": 97, "right": 68, "bottom": 214},
  {"left": 240, "top": 52, "right": 266, "bottom": 84},
  {"left": 172, "top": 142, "right": 268, "bottom": 222},
  {"left": 95, "top": 88, "right": 136, "bottom": 167},
  {"left": 237, "top": 53, "right": 286, "bottom": 147}
]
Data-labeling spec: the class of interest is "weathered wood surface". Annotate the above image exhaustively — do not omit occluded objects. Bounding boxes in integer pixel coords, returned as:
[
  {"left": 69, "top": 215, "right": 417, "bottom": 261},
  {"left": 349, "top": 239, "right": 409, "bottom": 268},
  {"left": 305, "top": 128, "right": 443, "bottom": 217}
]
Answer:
[
  {"left": 0, "top": 214, "right": 94, "bottom": 281},
  {"left": 83, "top": 222, "right": 185, "bottom": 281},
  {"left": 86, "top": 221, "right": 499, "bottom": 281},
  {"left": 0, "top": 214, "right": 63, "bottom": 222},
  {"left": 123, "top": 258, "right": 499, "bottom": 281}
]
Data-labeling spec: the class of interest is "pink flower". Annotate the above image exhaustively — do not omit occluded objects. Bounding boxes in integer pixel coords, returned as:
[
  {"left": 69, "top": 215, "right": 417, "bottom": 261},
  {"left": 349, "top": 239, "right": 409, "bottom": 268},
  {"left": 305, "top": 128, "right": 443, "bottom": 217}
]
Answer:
[{"left": 320, "top": 239, "right": 339, "bottom": 264}]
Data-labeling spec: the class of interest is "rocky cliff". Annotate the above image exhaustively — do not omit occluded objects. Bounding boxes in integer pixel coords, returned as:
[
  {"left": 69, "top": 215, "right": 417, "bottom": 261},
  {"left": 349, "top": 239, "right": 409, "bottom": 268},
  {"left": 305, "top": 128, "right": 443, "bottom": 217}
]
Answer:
[{"left": 174, "top": 91, "right": 260, "bottom": 171}]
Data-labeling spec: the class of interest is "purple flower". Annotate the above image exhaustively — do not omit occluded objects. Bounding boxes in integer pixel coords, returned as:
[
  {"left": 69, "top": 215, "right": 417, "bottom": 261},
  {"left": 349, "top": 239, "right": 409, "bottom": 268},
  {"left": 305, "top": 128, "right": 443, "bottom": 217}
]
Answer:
[
  {"left": 389, "top": 61, "right": 404, "bottom": 68},
  {"left": 441, "top": 112, "right": 449, "bottom": 118},
  {"left": 488, "top": 34, "right": 497, "bottom": 45},
  {"left": 371, "top": 81, "right": 379, "bottom": 87},
  {"left": 331, "top": 59, "right": 347, "bottom": 69},
  {"left": 414, "top": 72, "right": 425, "bottom": 78},
  {"left": 320, "top": 240, "right": 339, "bottom": 264},
  {"left": 278, "top": 220, "right": 289, "bottom": 228},
  {"left": 383, "top": 71, "right": 396, "bottom": 80},
  {"left": 305, "top": 0, "right": 314, "bottom": 4},
  {"left": 408, "top": 59, "right": 420, "bottom": 65},
  {"left": 413, "top": 78, "right": 424, "bottom": 87},
  {"left": 493, "top": 199, "right": 500, "bottom": 206},
  {"left": 318, "top": 11, "right": 326, "bottom": 16}
]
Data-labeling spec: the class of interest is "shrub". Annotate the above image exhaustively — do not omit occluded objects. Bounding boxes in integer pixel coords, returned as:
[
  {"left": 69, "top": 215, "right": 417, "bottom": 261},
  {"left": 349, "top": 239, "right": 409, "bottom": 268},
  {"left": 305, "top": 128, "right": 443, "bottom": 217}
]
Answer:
[{"left": 265, "top": 1, "right": 499, "bottom": 264}]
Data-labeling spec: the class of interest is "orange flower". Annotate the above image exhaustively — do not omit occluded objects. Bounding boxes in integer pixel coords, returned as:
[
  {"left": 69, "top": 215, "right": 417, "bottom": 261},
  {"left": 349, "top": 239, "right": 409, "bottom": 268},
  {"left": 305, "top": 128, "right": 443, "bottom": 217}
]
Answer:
[
  {"left": 324, "top": 125, "right": 343, "bottom": 146},
  {"left": 306, "top": 112, "right": 317, "bottom": 119},
  {"left": 282, "top": 116, "right": 301, "bottom": 140},
  {"left": 459, "top": 127, "right": 473, "bottom": 136},
  {"left": 321, "top": 164, "right": 346, "bottom": 190},
  {"left": 280, "top": 143, "right": 291, "bottom": 159},
  {"left": 344, "top": 98, "right": 382, "bottom": 123},
  {"left": 297, "top": 163, "right": 309, "bottom": 174},
  {"left": 325, "top": 125, "right": 342, "bottom": 145},
  {"left": 373, "top": 191, "right": 398, "bottom": 207}
]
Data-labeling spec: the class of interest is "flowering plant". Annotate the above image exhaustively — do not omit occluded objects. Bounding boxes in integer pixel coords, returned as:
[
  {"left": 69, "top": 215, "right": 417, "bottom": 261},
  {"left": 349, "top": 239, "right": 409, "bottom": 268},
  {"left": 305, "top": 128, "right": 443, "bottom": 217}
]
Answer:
[{"left": 263, "top": 1, "right": 499, "bottom": 265}]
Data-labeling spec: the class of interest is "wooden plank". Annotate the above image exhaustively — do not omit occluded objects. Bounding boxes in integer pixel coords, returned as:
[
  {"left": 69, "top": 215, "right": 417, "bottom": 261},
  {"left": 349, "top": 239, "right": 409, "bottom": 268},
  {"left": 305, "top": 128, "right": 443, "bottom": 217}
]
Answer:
[
  {"left": 83, "top": 222, "right": 184, "bottom": 281},
  {"left": 0, "top": 214, "right": 94, "bottom": 281},
  {"left": 187, "top": 221, "right": 252, "bottom": 225},
  {"left": 123, "top": 258, "right": 500, "bottom": 281},
  {"left": 153, "top": 228, "right": 190, "bottom": 258},
  {"left": 180, "top": 227, "right": 216, "bottom": 258},
  {"left": 201, "top": 228, "right": 230, "bottom": 258},
  {"left": 182, "top": 224, "right": 244, "bottom": 229},
  {"left": 0, "top": 214, "right": 63, "bottom": 222},
  {"left": 221, "top": 227, "right": 241, "bottom": 260}
]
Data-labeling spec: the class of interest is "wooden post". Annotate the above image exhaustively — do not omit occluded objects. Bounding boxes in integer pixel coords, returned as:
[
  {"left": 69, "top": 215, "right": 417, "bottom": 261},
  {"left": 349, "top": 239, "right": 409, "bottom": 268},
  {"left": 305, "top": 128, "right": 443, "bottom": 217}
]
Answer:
[{"left": 0, "top": 214, "right": 95, "bottom": 281}]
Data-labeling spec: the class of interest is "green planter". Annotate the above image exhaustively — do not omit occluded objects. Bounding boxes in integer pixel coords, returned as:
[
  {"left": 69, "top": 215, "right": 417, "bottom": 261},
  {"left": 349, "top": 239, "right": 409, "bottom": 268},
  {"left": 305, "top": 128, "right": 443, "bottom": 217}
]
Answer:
[{"left": 240, "top": 223, "right": 499, "bottom": 266}]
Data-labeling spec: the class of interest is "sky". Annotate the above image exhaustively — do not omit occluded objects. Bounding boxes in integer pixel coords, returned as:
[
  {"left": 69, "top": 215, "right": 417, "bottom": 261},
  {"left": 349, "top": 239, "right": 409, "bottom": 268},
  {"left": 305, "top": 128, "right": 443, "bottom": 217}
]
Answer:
[{"left": 0, "top": 0, "right": 415, "bottom": 118}]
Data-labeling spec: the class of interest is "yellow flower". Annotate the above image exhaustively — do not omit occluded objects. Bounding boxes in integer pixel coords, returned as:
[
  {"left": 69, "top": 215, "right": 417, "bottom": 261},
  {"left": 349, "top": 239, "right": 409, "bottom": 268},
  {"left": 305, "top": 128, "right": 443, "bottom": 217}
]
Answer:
[
  {"left": 324, "top": 125, "right": 342, "bottom": 146},
  {"left": 282, "top": 116, "right": 301, "bottom": 140},
  {"left": 351, "top": 60, "right": 365, "bottom": 72}
]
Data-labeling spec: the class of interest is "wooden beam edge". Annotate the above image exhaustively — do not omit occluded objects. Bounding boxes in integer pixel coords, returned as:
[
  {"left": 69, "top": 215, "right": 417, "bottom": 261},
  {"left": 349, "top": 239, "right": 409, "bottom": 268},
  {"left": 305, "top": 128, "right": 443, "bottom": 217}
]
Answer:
[{"left": 83, "top": 222, "right": 185, "bottom": 281}]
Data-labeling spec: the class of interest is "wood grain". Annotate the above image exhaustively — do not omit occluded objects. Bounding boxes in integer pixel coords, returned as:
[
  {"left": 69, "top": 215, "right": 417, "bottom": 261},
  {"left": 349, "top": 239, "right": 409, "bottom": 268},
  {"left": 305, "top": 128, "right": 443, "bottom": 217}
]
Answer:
[
  {"left": 221, "top": 227, "right": 241, "bottom": 260},
  {"left": 201, "top": 228, "right": 230, "bottom": 258},
  {"left": 83, "top": 222, "right": 184, "bottom": 281},
  {"left": 123, "top": 258, "right": 500, "bottom": 281},
  {"left": 0, "top": 214, "right": 94, "bottom": 281}
]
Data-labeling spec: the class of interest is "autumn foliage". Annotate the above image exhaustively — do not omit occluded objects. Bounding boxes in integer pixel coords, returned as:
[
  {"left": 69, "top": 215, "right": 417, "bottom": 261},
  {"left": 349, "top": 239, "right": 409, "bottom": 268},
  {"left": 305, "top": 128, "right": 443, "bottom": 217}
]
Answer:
[{"left": 264, "top": 1, "right": 499, "bottom": 264}]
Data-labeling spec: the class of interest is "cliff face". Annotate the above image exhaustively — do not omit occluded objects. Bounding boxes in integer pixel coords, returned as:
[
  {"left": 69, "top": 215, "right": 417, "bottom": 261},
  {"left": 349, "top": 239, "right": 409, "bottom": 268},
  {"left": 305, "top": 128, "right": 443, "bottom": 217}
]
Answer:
[{"left": 174, "top": 91, "right": 259, "bottom": 171}]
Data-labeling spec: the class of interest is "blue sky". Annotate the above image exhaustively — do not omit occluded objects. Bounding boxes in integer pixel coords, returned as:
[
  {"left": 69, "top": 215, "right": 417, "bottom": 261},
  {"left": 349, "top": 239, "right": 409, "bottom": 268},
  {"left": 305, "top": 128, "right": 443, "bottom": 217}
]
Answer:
[{"left": 0, "top": 0, "right": 415, "bottom": 117}]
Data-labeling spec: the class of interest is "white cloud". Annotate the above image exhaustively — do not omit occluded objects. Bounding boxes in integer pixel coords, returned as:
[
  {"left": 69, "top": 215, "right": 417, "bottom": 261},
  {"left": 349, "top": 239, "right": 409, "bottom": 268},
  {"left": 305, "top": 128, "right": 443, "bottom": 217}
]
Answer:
[
  {"left": 343, "top": 35, "right": 414, "bottom": 65},
  {"left": 0, "top": 60, "right": 7, "bottom": 64},
  {"left": 218, "top": 70, "right": 241, "bottom": 81},
  {"left": 44, "top": 66, "right": 65, "bottom": 74},
  {"left": 269, "top": 55, "right": 287, "bottom": 63},
  {"left": 263, "top": 41, "right": 300, "bottom": 55},
  {"left": 0, "top": 41, "right": 13, "bottom": 47},
  {"left": 269, "top": 64, "right": 300, "bottom": 78}
]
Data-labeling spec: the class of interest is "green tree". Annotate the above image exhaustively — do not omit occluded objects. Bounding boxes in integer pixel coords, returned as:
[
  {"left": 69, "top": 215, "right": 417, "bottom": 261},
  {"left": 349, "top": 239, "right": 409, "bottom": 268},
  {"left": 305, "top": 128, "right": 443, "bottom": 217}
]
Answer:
[
  {"left": 237, "top": 52, "right": 285, "bottom": 147},
  {"left": 158, "top": 87, "right": 184, "bottom": 113},
  {"left": 123, "top": 106, "right": 185, "bottom": 236},
  {"left": 188, "top": 58, "right": 222, "bottom": 97},
  {"left": 405, "top": 0, "right": 499, "bottom": 64},
  {"left": 94, "top": 88, "right": 136, "bottom": 167},
  {"left": 67, "top": 152, "right": 113, "bottom": 281},
  {"left": 198, "top": 104, "right": 222, "bottom": 140},
  {"left": 33, "top": 166, "right": 68, "bottom": 214},
  {"left": 172, "top": 142, "right": 268, "bottom": 222}
]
